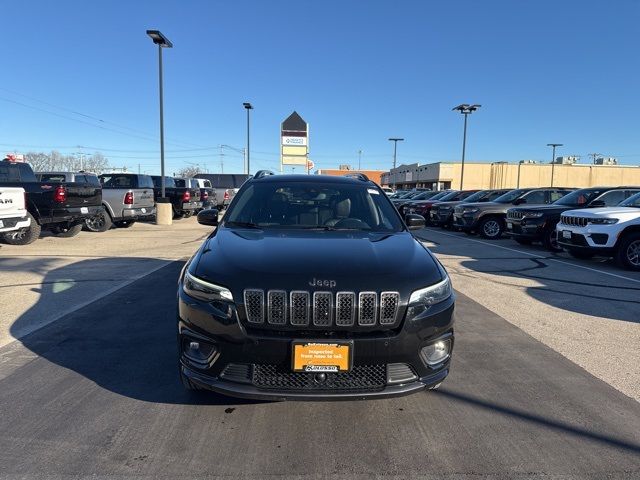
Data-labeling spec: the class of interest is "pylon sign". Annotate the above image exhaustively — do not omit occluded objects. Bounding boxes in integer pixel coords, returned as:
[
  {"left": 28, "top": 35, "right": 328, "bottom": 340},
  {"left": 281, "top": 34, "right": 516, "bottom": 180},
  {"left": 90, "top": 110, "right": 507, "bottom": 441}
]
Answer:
[{"left": 281, "top": 111, "right": 308, "bottom": 167}]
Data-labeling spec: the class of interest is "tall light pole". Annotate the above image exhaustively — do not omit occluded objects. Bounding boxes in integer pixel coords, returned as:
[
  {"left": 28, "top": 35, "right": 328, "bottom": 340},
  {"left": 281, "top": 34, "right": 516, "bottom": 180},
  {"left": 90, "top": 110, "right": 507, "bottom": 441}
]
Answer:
[
  {"left": 243, "top": 102, "right": 253, "bottom": 175},
  {"left": 388, "top": 138, "right": 403, "bottom": 188},
  {"left": 357, "top": 149, "right": 362, "bottom": 170},
  {"left": 547, "top": 143, "right": 562, "bottom": 187},
  {"left": 452, "top": 104, "right": 481, "bottom": 190},
  {"left": 146, "top": 30, "right": 172, "bottom": 198}
]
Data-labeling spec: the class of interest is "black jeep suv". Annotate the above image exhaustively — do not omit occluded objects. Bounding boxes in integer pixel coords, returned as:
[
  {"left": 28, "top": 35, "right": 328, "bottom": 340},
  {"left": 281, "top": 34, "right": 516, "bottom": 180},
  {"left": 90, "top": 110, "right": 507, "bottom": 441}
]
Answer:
[
  {"left": 506, "top": 187, "right": 640, "bottom": 250},
  {"left": 178, "top": 172, "right": 455, "bottom": 400}
]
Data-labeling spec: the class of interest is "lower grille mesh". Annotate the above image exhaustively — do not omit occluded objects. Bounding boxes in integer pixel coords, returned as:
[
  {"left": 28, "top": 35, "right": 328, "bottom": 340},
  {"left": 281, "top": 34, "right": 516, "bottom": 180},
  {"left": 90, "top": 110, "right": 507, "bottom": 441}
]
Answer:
[{"left": 252, "top": 364, "right": 387, "bottom": 391}]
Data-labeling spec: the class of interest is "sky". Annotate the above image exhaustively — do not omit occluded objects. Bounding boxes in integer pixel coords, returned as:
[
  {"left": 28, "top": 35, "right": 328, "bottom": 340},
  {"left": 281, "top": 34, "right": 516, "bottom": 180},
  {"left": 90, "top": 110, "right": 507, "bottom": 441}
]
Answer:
[{"left": 2, "top": 0, "right": 639, "bottom": 174}]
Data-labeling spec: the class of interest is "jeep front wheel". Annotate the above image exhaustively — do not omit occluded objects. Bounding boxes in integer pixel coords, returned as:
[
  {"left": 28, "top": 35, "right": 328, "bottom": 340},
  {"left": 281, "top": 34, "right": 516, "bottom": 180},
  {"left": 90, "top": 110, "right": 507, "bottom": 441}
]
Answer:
[
  {"left": 615, "top": 232, "right": 640, "bottom": 271},
  {"left": 478, "top": 217, "right": 504, "bottom": 239}
]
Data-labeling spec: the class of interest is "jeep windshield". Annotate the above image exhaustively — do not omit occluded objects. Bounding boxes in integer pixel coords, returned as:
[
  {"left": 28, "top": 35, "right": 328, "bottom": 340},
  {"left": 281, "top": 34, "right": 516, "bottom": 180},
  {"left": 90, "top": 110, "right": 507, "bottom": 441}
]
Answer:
[
  {"left": 553, "top": 188, "right": 604, "bottom": 207},
  {"left": 493, "top": 189, "right": 526, "bottom": 203},
  {"left": 619, "top": 192, "right": 640, "bottom": 208},
  {"left": 224, "top": 181, "right": 404, "bottom": 232}
]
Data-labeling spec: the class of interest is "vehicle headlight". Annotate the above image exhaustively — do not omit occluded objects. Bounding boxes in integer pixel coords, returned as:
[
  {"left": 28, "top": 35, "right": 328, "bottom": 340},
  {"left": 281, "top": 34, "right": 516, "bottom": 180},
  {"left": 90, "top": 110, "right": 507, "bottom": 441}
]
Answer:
[
  {"left": 523, "top": 212, "right": 544, "bottom": 218},
  {"left": 588, "top": 218, "right": 618, "bottom": 225},
  {"left": 183, "top": 271, "right": 233, "bottom": 302},
  {"left": 408, "top": 276, "right": 452, "bottom": 318},
  {"left": 463, "top": 208, "right": 479, "bottom": 214}
]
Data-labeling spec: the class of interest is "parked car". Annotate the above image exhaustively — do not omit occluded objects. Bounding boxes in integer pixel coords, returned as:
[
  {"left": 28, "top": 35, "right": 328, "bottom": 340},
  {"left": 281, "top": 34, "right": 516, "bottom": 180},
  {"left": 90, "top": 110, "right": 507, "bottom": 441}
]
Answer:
[
  {"left": 148, "top": 176, "right": 202, "bottom": 219},
  {"left": 403, "top": 190, "right": 455, "bottom": 221},
  {"left": 557, "top": 192, "right": 640, "bottom": 270},
  {"left": 381, "top": 186, "right": 394, "bottom": 196},
  {"left": 88, "top": 173, "right": 156, "bottom": 231},
  {"left": 506, "top": 187, "right": 640, "bottom": 250},
  {"left": 393, "top": 190, "right": 439, "bottom": 214},
  {"left": 36, "top": 171, "right": 101, "bottom": 185},
  {"left": 194, "top": 173, "right": 250, "bottom": 209},
  {"left": 195, "top": 178, "right": 216, "bottom": 211},
  {"left": 0, "top": 159, "right": 103, "bottom": 244},
  {"left": 430, "top": 189, "right": 510, "bottom": 228},
  {"left": 453, "top": 187, "right": 573, "bottom": 239},
  {"left": 178, "top": 171, "right": 454, "bottom": 399},
  {"left": 0, "top": 186, "right": 30, "bottom": 235}
]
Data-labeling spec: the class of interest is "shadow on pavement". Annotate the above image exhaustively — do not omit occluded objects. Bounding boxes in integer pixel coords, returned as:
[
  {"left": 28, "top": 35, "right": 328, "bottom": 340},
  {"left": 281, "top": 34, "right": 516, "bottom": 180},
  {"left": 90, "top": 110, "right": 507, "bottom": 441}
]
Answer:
[
  {"left": 9, "top": 257, "right": 259, "bottom": 406},
  {"left": 418, "top": 228, "right": 640, "bottom": 324}
]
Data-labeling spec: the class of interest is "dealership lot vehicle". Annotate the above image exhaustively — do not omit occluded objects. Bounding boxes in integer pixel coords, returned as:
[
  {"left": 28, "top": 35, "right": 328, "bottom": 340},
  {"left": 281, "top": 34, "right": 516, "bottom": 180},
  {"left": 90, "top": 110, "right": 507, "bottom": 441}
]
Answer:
[
  {"left": 195, "top": 173, "right": 250, "bottom": 208},
  {"left": 149, "top": 176, "right": 202, "bottom": 219},
  {"left": 506, "top": 187, "right": 640, "bottom": 250},
  {"left": 92, "top": 173, "right": 156, "bottom": 231},
  {"left": 195, "top": 178, "right": 216, "bottom": 210},
  {"left": 0, "top": 159, "right": 103, "bottom": 244},
  {"left": 36, "top": 171, "right": 101, "bottom": 185},
  {"left": 178, "top": 172, "right": 454, "bottom": 399},
  {"left": 557, "top": 192, "right": 640, "bottom": 269},
  {"left": 403, "top": 190, "right": 455, "bottom": 220},
  {"left": 431, "top": 189, "right": 510, "bottom": 228},
  {"left": 453, "top": 187, "right": 573, "bottom": 239},
  {"left": 0, "top": 186, "right": 30, "bottom": 233},
  {"left": 394, "top": 189, "right": 441, "bottom": 214}
]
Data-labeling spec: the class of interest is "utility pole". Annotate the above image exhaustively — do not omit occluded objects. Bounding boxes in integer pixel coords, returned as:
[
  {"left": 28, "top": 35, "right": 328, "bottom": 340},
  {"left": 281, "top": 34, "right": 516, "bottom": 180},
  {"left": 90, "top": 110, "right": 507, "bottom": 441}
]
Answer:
[
  {"left": 547, "top": 143, "right": 563, "bottom": 187},
  {"left": 219, "top": 146, "right": 225, "bottom": 174},
  {"left": 357, "top": 150, "right": 362, "bottom": 170},
  {"left": 138, "top": 164, "right": 141, "bottom": 174},
  {"left": 588, "top": 153, "right": 601, "bottom": 164}
]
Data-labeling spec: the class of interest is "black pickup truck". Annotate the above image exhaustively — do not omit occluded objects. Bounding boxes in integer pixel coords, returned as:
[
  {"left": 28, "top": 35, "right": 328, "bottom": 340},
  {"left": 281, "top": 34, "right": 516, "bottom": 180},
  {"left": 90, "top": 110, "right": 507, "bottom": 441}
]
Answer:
[
  {"left": 150, "top": 176, "right": 202, "bottom": 218},
  {"left": 0, "top": 159, "right": 103, "bottom": 244}
]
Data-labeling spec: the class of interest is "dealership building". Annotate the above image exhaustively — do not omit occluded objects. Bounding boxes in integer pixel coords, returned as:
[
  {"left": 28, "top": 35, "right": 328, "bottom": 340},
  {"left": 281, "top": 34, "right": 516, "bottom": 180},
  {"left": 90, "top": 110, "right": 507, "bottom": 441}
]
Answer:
[{"left": 381, "top": 160, "right": 640, "bottom": 190}]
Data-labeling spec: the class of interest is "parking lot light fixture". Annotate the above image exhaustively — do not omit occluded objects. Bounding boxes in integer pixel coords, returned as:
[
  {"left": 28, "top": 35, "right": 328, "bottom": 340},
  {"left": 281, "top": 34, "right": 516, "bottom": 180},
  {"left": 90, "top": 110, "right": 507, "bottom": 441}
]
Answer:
[
  {"left": 243, "top": 103, "right": 253, "bottom": 175},
  {"left": 453, "top": 104, "right": 481, "bottom": 190},
  {"left": 146, "top": 29, "right": 172, "bottom": 198},
  {"left": 547, "top": 143, "right": 563, "bottom": 187}
]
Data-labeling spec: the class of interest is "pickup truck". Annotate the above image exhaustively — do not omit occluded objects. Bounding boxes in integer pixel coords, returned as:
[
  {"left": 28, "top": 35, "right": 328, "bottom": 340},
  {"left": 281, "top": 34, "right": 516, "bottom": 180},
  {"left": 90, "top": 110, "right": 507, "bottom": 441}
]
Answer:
[
  {"left": 0, "top": 159, "right": 103, "bottom": 244},
  {"left": 88, "top": 173, "right": 156, "bottom": 231},
  {"left": 150, "top": 176, "right": 202, "bottom": 219},
  {"left": 0, "top": 187, "right": 30, "bottom": 235},
  {"left": 36, "top": 171, "right": 101, "bottom": 185},
  {"left": 194, "top": 173, "right": 249, "bottom": 209},
  {"left": 556, "top": 192, "right": 640, "bottom": 270},
  {"left": 171, "top": 178, "right": 202, "bottom": 217},
  {"left": 194, "top": 178, "right": 216, "bottom": 211}
]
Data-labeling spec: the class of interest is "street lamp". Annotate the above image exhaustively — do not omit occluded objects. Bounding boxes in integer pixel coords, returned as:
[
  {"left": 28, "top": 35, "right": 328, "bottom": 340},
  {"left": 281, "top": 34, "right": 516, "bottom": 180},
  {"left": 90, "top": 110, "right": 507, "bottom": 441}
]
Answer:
[
  {"left": 452, "top": 104, "right": 481, "bottom": 189},
  {"left": 547, "top": 143, "right": 563, "bottom": 187},
  {"left": 243, "top": 102, "right": 253, "bottom": 175},
  {"left": 388, "top": 138, "right": 404, "bottom": 188},
  {"left": 146, "top": 29, "right": 173, "bottom": 198}
]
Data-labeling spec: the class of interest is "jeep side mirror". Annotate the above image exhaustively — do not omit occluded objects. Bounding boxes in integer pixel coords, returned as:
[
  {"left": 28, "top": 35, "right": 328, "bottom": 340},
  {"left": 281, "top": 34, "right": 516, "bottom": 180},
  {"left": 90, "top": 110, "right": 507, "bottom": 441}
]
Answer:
[
  {"left": 589, "top": 200, "right": 605, "bottom": 208},
  {"left": 197, "top": 209, "right": 219, "bottom": 226},
  {"left": 405, "top": 214, "right": 426, "bottom": 230}
]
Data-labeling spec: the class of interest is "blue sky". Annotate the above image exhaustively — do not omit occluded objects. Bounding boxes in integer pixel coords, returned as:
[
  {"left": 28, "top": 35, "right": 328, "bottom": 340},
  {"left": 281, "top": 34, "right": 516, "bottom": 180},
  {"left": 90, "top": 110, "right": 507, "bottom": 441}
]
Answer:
[{"left": 2, "top": 0, "right": 639, "bottom": 174}]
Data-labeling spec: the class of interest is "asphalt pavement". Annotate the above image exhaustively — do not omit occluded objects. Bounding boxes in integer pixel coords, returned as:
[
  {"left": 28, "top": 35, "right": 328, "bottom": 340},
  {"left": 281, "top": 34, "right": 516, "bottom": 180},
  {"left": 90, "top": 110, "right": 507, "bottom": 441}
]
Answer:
[{"left": 0, "top": 257, "right": 638, "bottom": 479}]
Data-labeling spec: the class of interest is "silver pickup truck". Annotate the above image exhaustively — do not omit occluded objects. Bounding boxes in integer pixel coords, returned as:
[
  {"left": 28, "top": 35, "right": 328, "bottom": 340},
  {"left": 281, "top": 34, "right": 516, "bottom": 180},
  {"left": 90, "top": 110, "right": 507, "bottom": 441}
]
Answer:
[{"left": 85, "top": 173, "right": 156, "bottom": 231}]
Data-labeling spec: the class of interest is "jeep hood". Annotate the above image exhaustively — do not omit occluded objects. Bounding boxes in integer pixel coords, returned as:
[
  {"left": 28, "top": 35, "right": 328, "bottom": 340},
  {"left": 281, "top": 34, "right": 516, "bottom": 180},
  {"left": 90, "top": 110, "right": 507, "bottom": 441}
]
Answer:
[
  {"left": 564, "top": 207, "right": 640, "bottom": 218},
  {"left": 192, "top": 228, "right": 443, "bottom": 297}
]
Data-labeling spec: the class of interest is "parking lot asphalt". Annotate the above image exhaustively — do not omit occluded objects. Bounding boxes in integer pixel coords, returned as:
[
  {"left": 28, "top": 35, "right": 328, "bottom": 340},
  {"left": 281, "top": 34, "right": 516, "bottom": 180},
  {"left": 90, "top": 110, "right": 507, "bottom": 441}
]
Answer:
[
  {"left": 0, "top": 236, "right": 639, "bottom": 478},
  {"left": 0, "top": 218, "right": 211, "bottom": 348},
  {"left": 414, "top": 227, "right": 640, "bottom": 402}
]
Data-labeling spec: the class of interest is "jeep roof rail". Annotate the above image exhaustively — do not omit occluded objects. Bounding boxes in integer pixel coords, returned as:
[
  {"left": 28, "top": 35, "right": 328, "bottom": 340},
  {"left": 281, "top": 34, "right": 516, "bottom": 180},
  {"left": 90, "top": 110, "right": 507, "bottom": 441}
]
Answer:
[
  {"left": 254, "top": 170, "right": 275, "bottom": 179},
  {"left": 343, "top": 172, "right": 370, "bottom": 182}
]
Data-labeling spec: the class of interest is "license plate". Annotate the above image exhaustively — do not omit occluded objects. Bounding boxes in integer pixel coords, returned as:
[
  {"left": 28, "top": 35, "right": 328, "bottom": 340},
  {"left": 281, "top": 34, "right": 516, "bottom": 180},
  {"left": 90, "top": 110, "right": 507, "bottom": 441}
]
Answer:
[
  {"left": 141, "top": 208, "right": 146, "bottom": 213},
  {"left": 562, "top": 230, "right": 572, "bottom": 239},
  {"left": 506, "top": 222, "right": 513, "bottom": 229},
  {"left": 80, "top": 207, "right": 88, "bottom": 214},
  {"left": 292, "top": 341, "right": 352, "bottom": 372}
]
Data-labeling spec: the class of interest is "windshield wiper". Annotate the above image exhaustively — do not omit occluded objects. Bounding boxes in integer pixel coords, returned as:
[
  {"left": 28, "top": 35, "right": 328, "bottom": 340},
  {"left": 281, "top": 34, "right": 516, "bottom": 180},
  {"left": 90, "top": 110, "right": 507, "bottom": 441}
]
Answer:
[{"left": 225, "top": 221, "right": 262, "bottom": 229}]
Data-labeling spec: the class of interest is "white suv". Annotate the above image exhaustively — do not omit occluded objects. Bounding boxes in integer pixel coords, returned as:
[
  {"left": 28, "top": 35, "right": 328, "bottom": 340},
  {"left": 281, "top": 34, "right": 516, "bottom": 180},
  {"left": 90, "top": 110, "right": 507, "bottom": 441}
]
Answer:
[{"left": 556, "top": 192, "right": 640, "bottom": 270}]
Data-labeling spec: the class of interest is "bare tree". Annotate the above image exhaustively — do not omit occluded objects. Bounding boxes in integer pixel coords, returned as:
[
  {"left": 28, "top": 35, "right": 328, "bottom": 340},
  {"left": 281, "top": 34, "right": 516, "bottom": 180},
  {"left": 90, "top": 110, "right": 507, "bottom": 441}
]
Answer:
[
  {"left": 23, "top": 150, "right": 111, "bottom": 174},
  {"left": 176, "top": 165, "right": 203, "bottom": 178}
]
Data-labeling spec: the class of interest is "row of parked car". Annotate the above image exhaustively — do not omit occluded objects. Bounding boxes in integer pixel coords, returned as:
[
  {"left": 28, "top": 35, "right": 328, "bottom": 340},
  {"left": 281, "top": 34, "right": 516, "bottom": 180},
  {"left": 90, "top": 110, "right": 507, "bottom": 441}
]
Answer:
[
  {"left": 389, "top": 186, "right": 640, "bottom": 271},
  {"left": 0, "top": 158, "right": 241, "bottom": 245}
]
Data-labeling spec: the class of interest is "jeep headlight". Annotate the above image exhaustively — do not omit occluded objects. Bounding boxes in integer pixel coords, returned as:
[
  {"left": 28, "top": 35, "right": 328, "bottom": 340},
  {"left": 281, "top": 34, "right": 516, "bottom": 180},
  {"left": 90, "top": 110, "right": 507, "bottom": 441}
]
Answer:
[
  {"left": 588, "top": 218, "right": 618, "bottom": 225},
  {"left": 183, "top": 271, "right": 233, "bottom": 302},
  {"left": 462, "top": 207, "right": 479, "bottom": 214},
  {"left": 408, "top": 276, "right": 452, "bottom": 318}
]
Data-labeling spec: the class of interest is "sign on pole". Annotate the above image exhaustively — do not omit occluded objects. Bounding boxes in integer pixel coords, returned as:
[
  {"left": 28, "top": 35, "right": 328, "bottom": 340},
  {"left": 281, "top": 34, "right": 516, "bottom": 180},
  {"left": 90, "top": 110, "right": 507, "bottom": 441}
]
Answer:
[{"left": 281, "top": 111, "right": 309, "bottom": 170}]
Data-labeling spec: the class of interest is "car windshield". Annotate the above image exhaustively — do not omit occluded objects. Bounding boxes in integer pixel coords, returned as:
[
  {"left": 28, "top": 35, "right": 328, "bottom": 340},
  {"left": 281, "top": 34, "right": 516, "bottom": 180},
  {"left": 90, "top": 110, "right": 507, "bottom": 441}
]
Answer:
[
  {"left": 552, "top": 188, "right": 605, "bottom": 206},
  {"left": 493, "top": 189, "right": 526, "bottom": 203},
  {"left": 461, "top": 190, "right": 490, "bottom": 203},
  {"left": 436, "top": 191, "right": 461, "bottom": 202},
  {"left": 411, "top": 191, "right": 437, "bottom": 200},
  {"left": 619, "top": 192, "right": 640, "bottom": 208},
  {"left": 224, "top": 180, "right": 404, "bottom": 232}
]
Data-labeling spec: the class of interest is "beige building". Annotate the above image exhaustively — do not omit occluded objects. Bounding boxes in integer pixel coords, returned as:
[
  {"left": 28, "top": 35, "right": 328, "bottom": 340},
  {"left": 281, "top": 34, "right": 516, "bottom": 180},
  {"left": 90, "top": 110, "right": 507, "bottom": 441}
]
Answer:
[{"left": 381, "top": 162, "right": 640, "bottom": 190}]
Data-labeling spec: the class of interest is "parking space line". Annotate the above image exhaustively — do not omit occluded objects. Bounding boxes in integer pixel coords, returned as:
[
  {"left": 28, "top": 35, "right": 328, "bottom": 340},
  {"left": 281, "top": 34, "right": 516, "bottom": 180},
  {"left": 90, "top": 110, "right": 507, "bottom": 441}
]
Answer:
[{"left": 418, "top": 229, "right": 640, "bottom": 285}]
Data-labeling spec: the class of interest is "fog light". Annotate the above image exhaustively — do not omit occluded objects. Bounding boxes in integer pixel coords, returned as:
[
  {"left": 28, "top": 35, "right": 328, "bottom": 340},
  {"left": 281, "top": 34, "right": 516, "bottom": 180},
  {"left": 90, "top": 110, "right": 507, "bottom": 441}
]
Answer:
[
  {"left": 182, "top": 337, "right": 218, "bottom": 367},
  {"left": 420, "top": 340, "right": 451, "bottom": 367}
]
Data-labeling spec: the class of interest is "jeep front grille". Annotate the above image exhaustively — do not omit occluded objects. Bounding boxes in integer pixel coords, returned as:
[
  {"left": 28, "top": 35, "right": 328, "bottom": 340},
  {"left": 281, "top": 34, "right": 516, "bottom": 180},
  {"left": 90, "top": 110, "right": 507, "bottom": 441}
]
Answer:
[
  {"left": 560, "top": 215, "right": 588, "bottom": 227},
  {"left": 243, "top": 289, "right": 401, "bottom": 328},
  {"left": 507, "top": 210, "right": 524, "bottom": 220}
]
